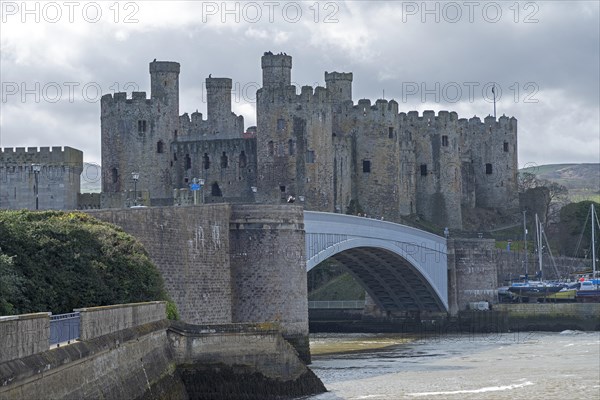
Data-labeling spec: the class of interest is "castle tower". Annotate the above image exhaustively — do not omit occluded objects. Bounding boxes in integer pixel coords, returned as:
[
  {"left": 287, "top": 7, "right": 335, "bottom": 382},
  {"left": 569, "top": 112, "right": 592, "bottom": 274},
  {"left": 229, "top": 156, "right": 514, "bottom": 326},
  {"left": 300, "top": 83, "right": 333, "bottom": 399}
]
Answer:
[
  {"left": 261, "top": 53, "right": 292, "bottom": 87},
  {"left": 325, "top": 72, "right": 353, "bottom": 104},
  {"left": 255, "top": 53, "right": 334, "bottom": 211},
  {"left": 206, "top": 77, "right": 232, "bottom": 122},
  {"left": 150, "top": 61, "right": 180, "bottom": 112},
  {"left": 101, "top": 60, "right": 181, "bottom": 207}
]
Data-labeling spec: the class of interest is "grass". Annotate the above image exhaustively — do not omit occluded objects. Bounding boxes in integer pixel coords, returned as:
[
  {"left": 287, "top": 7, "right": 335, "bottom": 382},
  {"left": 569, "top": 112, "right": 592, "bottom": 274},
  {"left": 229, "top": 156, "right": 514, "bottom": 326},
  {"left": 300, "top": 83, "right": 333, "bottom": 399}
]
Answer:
[{"left": 308, "top": 272, "right": 365, "bottom": 301}]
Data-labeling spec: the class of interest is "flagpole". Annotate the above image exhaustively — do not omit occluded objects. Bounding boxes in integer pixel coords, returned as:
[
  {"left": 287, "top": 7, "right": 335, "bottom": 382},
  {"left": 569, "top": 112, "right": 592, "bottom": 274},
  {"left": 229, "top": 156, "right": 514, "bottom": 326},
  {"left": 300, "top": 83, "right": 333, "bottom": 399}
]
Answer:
[{"left": 492, "top": 84, "right": 496, "bottom": 119}]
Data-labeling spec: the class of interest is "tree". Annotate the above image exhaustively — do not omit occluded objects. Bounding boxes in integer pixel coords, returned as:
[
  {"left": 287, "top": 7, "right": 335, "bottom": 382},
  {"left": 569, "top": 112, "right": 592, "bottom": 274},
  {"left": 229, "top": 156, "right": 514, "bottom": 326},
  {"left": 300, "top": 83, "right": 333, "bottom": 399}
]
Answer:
[
  {"left": 558, "top": 201, "right": 600, "bottom": 258},
  {"left": 518, "top": 171, "right": 568, "bottom": 224}
]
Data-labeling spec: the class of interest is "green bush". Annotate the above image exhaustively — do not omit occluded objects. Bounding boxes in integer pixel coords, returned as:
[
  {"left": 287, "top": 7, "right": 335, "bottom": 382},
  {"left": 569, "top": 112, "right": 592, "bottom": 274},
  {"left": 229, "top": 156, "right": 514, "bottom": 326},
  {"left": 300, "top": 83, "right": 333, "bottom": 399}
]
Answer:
[{"left": 0, "top": 210, "right": 176, "bottom": 316}]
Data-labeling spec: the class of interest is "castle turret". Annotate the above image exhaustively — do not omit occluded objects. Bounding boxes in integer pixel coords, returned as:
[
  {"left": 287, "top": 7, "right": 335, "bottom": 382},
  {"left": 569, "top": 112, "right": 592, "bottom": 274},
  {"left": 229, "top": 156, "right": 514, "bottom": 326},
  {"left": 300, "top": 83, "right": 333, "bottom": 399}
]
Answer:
[
  {"left": 261, "top": 52, "right": 292, "bottom": 88},
  {"left": 150, "top": 61, "right": 180, "bottom": 111},
  {"left": 325, "top": 72, "right": 353, "bottom": 104},
  {"left": 206, "top": 77, "right": 232, "bottom": 122}
]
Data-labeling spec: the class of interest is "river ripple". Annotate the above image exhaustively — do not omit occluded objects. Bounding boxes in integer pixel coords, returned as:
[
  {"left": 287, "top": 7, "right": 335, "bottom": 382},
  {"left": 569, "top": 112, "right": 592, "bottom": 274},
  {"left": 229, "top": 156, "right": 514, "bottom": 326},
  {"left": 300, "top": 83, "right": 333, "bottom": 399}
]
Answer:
[{"left": 303, "top": 331, "right": 600, "bottom": 400}]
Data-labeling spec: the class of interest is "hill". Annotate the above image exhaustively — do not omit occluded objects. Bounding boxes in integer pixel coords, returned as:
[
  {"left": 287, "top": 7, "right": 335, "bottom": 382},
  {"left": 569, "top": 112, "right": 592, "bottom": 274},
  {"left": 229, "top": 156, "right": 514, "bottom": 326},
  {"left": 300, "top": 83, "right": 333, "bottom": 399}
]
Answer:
[
  {"left": 520, "top": 163, "right": 600, "bottom": 202},
  {"left": 80, "top": 163, "right": 102, "bottom": 193}
]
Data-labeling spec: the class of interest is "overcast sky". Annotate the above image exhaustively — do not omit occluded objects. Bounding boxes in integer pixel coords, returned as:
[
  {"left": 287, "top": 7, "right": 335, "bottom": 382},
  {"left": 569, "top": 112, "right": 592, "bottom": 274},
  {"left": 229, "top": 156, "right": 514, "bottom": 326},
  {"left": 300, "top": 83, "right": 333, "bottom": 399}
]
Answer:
[{"left": 1, "top": 1, "right": 598, "bottom": 168}]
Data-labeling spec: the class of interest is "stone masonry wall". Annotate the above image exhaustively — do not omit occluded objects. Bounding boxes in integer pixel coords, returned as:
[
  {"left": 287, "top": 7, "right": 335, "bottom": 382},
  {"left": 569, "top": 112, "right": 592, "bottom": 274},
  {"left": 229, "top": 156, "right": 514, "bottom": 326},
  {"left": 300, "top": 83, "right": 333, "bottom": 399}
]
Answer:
[
  {"left": 0, "top": 313, "right": 49, "bottom": 363},
  {"left": 448, "top": 238, "right": 498, "bottom": 312},
  {"left": 229, "top": 205, "right": 308, "bottom": 343},
  {"left": 0, "top": 146, "right": 82, "bottom": 210},
  {"left": 87, "top": 205, "right": 233, "bottom": 324},
  {"left": 76, "top": 301, "right": 166, "bottom": 340}
]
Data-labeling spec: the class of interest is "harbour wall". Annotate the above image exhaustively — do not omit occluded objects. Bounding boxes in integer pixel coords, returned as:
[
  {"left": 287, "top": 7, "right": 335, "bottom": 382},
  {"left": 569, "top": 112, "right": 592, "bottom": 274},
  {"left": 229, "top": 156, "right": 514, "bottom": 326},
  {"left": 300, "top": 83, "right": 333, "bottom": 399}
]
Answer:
[{"left": 0, "top": 302, "right": 325, "bottom": 400}]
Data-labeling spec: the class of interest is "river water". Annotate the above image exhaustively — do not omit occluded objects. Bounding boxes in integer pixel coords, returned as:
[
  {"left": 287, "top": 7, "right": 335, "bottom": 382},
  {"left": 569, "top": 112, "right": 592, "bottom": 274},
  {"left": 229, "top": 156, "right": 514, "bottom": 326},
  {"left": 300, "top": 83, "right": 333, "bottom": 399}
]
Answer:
[{"left": 303, "top": 331, "right": 600, "bottom": 400}]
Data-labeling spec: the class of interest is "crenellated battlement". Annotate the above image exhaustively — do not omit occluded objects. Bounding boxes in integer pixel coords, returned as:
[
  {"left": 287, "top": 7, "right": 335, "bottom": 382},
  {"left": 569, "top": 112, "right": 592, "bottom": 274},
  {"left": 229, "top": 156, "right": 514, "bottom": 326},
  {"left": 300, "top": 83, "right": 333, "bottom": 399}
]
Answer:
[
  {"left": 1, "top": 146, "right": 82, "bottom": 159},
  {"left": 344, "top": 99, "right": 398, "bottom": 117},
  {"left": 399, "top": 110, "right": 459, "bottom": 123},
  {"left": 101, "top": 92, "right": 153, "bottom": 106},
  {"left": 454, "top": 114, "right": 517, "bottom": 132},
  {"left": 259, "top": 84, "right": 331, "bottom": 107}
]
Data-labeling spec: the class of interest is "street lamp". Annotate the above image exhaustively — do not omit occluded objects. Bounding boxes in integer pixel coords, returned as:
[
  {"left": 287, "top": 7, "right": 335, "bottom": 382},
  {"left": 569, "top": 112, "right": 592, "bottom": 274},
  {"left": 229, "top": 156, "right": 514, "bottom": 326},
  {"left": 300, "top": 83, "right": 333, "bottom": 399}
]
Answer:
[
  {"left": 32, "top": 164, "right": 41, "bottom": 210},
  {"left": 131, "top": 172, "right": 140, "bottom": 206}
]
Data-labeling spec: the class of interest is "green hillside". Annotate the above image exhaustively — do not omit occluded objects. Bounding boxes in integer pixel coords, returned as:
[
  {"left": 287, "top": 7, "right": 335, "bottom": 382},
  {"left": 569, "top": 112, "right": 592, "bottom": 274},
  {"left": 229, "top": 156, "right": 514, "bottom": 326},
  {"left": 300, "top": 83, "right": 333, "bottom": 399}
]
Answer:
[{"left": 520, "top": 163, "right": 600, "bottom": 202}]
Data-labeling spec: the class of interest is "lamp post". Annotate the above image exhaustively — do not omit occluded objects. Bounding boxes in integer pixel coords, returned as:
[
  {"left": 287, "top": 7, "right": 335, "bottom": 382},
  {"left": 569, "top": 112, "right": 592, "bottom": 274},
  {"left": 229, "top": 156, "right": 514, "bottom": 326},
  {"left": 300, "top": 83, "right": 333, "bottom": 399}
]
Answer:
[
  {"left": 191, "top": 178, "right": 205, "bottom": 205},
  {"left": 32, "top": 164, "right": 41, "bottom": 210},
  {"left": 131, "top": 172, "right": 140, "bottom": 206},
  {"left": 199, "top": 178, "right": 205, "bottom": 203}
]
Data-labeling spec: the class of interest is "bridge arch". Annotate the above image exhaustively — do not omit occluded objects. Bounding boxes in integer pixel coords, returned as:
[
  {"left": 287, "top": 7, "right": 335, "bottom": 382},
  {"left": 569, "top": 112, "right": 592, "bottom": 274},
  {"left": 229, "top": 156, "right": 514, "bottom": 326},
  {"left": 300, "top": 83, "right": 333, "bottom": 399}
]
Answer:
[{"left": 304, "top": 212, "right": 448, "bottom": 312}]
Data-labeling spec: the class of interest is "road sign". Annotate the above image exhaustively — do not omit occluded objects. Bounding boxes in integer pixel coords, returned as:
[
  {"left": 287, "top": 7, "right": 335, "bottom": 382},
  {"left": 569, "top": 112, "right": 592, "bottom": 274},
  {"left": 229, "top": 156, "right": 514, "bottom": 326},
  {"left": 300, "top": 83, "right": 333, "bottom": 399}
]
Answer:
[{"left": 190, "top": 183, "right": 201, "bottom": 191}]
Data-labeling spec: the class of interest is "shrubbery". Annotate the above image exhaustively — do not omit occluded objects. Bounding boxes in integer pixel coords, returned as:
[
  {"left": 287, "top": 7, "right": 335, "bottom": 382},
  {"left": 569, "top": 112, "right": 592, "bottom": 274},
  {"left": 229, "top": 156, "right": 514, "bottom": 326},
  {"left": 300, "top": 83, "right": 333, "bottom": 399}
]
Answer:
[{"left": 0, "top": 210, "right": 176, "bottom": 317}]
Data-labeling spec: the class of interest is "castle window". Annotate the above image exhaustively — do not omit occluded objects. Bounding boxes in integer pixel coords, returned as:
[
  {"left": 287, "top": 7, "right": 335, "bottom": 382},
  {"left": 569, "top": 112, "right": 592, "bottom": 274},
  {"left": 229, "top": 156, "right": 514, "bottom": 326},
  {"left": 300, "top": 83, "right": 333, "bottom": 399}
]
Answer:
[
  {"left": 442, "top": 135, "right": 448, "bottom": 147},
  {"left": 111, "top": 167, "right": 118, "bottom": 183},
  {"left": 138, "top": 120, "right": 147, "bottom": 133},
  {"left": 277, "top": 118, "right": 286, "bottom": 131},
  {"left": 239, "top": 151, "right": 247, "bottom": 168},
  {"left": 280, "top": 185, "right": 286, "bottom": 193},
  {"left": 221, "top": 152, "right": 228, "bottom": 168},
  {"left": 268, "top": 141, "right": 274, "bottom": 156},
  {"left": 211, "top": 182, "right": 222, "bottom": 197},
  {"left": 362, "top": 160, "right": 371, "bottom": 173},
  {"left": 203, "top": 153, "right": 210, "bottom": 170},
  {"left": 157, "top": 141, "right": 164, "bottom": 153},
  {"left": 486, "top": 163, "right": 493, "bottom": 174},
  {"left": 173, "top": 153, "right": 177, "bottom": 161},
  {"left": 420, "top": 164, "right": 428, "bottom": 176},
  {"left": 503, "top": 141, "right": 509, "bottom": 152},
  {"left": 306, "top": 150, "right": 315, "bottom": 163},
  {"left": 174, "top": 129, "right": 178, "bottom": 138},
  {"left": 288, "top": 140, "right": 296, "bottom": 155},
  {"left": 388, "top": 127, "right": 394, "bottom": 139},
  {"left": 185, "top": 154, "right": 192, "bottom": 170}
]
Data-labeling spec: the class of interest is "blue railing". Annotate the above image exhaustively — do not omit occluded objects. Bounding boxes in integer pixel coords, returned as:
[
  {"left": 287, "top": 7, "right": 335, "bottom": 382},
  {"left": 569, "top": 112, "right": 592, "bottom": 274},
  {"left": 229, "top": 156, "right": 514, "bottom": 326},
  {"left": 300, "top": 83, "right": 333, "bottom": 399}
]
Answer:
[{"left": 49, "top": 312, "right": 80, "bottom": 345}]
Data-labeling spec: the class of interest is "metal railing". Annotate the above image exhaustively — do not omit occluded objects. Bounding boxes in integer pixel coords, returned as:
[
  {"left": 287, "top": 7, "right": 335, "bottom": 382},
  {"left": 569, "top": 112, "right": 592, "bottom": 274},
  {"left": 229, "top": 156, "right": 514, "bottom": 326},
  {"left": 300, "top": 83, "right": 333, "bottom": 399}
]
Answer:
[
  {"left": 308, "top": 300, "right": 366, "bottom": 309},
  {"left": 49, "top": 312, "right": 80, "bottom": 345}
]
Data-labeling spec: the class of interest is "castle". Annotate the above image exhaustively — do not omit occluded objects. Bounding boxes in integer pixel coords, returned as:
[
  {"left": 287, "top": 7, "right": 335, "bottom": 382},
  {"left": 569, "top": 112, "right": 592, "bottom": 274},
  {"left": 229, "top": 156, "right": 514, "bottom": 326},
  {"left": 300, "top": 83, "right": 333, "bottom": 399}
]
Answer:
[{"left": 2, "top": 52, "right": 519, "bottom": 229}]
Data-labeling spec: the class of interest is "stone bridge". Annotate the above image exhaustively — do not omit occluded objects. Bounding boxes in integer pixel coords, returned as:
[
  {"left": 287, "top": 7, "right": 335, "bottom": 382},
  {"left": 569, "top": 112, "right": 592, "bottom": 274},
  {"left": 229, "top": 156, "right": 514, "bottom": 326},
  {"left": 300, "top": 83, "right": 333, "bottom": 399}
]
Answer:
[{"left": 304, "top": 212, "right": 448, "bottom": 312}]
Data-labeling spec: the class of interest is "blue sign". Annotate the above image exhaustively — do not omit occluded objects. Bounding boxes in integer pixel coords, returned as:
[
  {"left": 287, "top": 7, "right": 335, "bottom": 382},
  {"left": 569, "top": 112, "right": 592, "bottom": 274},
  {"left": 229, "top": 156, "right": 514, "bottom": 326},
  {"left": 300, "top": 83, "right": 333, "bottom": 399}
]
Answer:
[{"left": 190, "top": 183, "right": 201, "bottom": 191}]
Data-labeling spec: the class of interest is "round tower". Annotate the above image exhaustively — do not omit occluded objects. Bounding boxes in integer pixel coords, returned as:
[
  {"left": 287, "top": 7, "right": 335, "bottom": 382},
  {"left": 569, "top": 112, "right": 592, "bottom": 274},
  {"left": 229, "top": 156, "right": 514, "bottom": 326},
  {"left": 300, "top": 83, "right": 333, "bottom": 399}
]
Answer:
[
  {"left": 261, "top": 52, "right": 292, "bottom": 88},
  {"left": 206, "top": 77, "right": 232, "bottom": 122},
  {"left": 325, "top": 71, "right": 353, "bottom": 104},
  {"left": 150, "top": 61, "right": 180, "bottom": 111}
]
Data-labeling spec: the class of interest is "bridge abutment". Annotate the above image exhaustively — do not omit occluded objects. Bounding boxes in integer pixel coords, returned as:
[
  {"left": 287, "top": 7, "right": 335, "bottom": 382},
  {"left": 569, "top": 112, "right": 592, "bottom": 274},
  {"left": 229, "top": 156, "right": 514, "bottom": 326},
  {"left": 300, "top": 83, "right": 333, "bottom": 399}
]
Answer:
[{"left": 447, "top": 238, "right": 498, "bottom": 314}]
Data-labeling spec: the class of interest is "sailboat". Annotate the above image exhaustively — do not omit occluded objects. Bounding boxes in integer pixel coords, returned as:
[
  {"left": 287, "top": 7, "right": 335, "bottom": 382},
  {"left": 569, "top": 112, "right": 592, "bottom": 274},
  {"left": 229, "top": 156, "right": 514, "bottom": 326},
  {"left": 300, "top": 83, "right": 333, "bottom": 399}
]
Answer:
[
  {"left": 576, "top": 203, "right": 600, "bottom": 302},
  {"left": 508, "top": 214, "right": 564, "bottom": 300}
]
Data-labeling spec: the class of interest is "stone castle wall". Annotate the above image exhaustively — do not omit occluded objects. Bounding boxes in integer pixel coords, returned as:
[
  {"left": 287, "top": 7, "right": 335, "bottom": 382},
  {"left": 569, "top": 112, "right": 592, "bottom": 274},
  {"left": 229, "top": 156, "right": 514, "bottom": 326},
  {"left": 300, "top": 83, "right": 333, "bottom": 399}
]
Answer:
[
  {"left": 93, "top": 51, "right": 520, "bottom": 229},
  {"left": 86, "top": 204, "right": 310, "bottom": 357},
  {"left": 87, "top": 205, "right": 234, "bottom": 324},
  {"left": 0, "top": 146, "right": 82, "bottom": 210}
]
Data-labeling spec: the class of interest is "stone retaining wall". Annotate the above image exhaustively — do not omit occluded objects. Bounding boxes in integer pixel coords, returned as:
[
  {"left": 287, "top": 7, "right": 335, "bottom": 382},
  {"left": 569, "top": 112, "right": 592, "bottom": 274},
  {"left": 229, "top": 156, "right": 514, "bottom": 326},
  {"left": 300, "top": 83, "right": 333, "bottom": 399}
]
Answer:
[
  {"left": 75, "top": 301, "right": 166, "bottom": 340},
  {"left": 0, "top": 313, "right": 50, "bottom": 363}
]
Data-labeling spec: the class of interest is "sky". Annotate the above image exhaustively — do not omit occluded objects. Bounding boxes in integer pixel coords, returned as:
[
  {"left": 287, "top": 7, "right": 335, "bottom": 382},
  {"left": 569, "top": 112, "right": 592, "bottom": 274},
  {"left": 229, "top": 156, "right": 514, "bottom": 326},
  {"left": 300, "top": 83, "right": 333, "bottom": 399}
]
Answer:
[{"left": 1, "top": 1, "right": 599, "bottom": 168}]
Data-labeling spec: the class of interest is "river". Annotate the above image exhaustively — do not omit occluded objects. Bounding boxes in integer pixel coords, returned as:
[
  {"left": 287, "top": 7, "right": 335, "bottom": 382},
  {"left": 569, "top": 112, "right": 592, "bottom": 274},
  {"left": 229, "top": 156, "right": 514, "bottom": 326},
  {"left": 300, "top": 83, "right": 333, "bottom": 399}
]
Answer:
[{"left": 303, "top": 331, "right": 600, "bottom": 399}]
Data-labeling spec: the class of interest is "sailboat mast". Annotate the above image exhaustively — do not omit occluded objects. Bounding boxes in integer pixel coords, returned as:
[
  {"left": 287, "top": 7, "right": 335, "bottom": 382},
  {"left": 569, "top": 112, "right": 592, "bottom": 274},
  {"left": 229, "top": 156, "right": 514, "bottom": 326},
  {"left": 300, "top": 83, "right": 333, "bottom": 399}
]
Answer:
[
  {"left": 523, "top": 210, "right": 528, "bottom": 275},
  {"left": 536, "top": 213, "right": 543, "bottom": 279},
  {"left": 592, "top": 204, "right": 596, "bottom": 277}
]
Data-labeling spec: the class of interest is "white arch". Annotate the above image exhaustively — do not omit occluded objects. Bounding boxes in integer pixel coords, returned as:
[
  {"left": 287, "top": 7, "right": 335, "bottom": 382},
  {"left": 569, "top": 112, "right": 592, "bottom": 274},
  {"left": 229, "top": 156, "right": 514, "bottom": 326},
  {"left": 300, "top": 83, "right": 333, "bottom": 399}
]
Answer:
[{"left": 304, "top": 212, "right": 448, "bottom": 310}]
